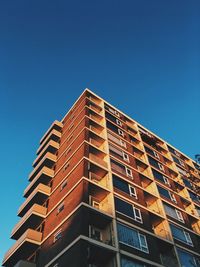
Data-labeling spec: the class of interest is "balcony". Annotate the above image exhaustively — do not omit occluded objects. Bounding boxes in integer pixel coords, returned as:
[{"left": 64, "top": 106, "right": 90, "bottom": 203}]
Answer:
[
  {"left": 152, "top": 221, "right": 172, "bottom": 241},
  {"left": 37, "top": 129, "right": 61, "bottom": 155},
  {"left": 11, "top": 204, "right": 47, "bottom": 240},
  {"left": 18, "top": 184, "right": 51, "bottom": 217},
  {"left": 89, "top": 193, "right": 113, "bottom": 216},
  {"left": 89, "top": 119, "right": 104, "bottom": 138},
  {"left": 24, "top": 166, "right": 54, "bottom": 198},
  {"left": 89, "top": 154, "right": 108, "bottom": 169},
  {"left": 39, "top": 120, "right": 62, "bottom": 145},
  {"left": 2, "top": 229, "right": 42, "bottom": 267},
  {"left": 89, "top": 109, "right": 104, "bottom": 126},
  {"left": 33, "top": 140, "right": 59, "bottom": 168},
  {"left": 29, "top": 152, "right": 56, "bottom": 181},
  {"left": 88, "top": 130, "right": 106, "bottom": 152}
]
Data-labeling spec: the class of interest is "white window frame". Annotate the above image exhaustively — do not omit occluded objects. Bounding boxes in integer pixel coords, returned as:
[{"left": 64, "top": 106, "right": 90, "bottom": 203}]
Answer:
[
  {"left": 158, "top": 163, "right": 165, "bottom": 172},
  {"left": 120, "top": 139, "right": 127, "bottom": 148},
  {"left": 57, "top": 202, "right": 64, "bottom": 214},
  {"left": 115, "top": 110, "right": 120, "bottom": 117},
  {"left": 129, "top": 185, "right": 137, "bottom": 198},
  {"left": 133, "top": 206, "right": 142, "bottom": 223},
  {"left": 184, "top": 231, "right": 193, "bottom": 246},
  {"left": 53, "top": 229, "right": 62, "bottom": 243},
  {"left": 116, "top": 119, "right": 122, "bottom": 126},
  {"left": 138, "top": 233, "right": 149, "bottom": 253},
  {"left": 169, "top": 192, "right": 177, "bottom": 203},
  {"left": 125, "top": 167, "right": 133, "bottom": 178},
  {"left": 122, "top": 152, "right": 129, "bottom": 162},
  {"left": 163, "top": 176, "right": 170, "bottom": 186},
  {"left": 118, "top": 129, "right": 124, "bottom": 137},
  {"left": 153, "top": 151, "right": 160, "bottom": 159},
  {"left": 92, "top": 200, "right": 100, "bottom": 210},
  {"left": 176, "top": 209, "right": 184, "bottom": 222}
]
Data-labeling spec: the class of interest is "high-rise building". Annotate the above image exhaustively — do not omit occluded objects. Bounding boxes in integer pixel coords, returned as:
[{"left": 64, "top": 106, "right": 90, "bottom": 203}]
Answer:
[{"left": 2, "top": 89, "right": 200, "bottom": 267}]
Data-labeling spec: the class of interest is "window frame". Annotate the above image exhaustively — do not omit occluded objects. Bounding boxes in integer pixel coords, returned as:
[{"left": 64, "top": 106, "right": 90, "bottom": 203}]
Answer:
[
  {"left": 133, "top": 206, "right": 143, "bottom": 223},
  {"left": 158, "top": 163, "right": 165, "bottom": 172},
  {"left": 125, "top": 167, "right": 133, "bottom": 178},
  {"left": 53, "top": 229, "right": 62, "bottom": 243},
  {"left": 118, "top": 128, "right": 124, "bottom": 137},
  {"left": 123, "top": 152, "right": 130, "bottom": 162},
  {"left": 120, "top": 139, "right": 127, "bottom": 148},
  {"left": 116, "top": 119, "right": 122, "bottom": 126},
  {"left": 176, "top": 209, "right": 184, "bottom": 223},
  {"left": 129, "top": 185, "right": 137, "bottom": 198},
  {"left": 57, "top": 202, "right": 65, "bottom": 214}
]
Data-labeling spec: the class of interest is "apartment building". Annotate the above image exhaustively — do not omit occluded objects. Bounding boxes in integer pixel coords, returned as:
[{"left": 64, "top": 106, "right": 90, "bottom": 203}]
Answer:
[{"left": 2, "top": 89, "right": 200, "bottom": 267}]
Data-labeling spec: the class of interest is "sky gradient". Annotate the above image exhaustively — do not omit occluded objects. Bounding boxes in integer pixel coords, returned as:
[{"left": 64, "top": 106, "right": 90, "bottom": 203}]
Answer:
[{"left": 0, "top": 0, "right": 200, "bottom": 263}]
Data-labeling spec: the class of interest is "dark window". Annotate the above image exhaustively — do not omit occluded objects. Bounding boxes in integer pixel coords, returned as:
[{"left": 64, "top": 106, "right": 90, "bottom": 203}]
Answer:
[{"left": 113, "top": 175, "right": 129, "bottom": 194}]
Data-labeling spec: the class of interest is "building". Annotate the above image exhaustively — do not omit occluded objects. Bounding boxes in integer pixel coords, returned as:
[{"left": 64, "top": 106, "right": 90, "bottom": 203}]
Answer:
[{"left": 2, "top": 88, "right": 200, "bottom": 267}]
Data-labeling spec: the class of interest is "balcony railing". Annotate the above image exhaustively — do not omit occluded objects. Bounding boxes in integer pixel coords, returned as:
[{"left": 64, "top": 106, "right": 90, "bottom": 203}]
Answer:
[
  {"left": 37, "top": 129, "right": 61, "bottom": 155},
  {"left": 11, "top": 204, "right": 47, "bottom": 240},
  {"left": 24, "top": 166, "right": 54, "bottom": 197},
  {"left": 2, "top": 229, "right": 42, "bottom": 267},
  {"left": 33, "top": 140, "right": 59, "bottom": 167},
  {"left": 39, "top": 120, "right": 62, "bottom": 145},
  {"left": 18, "top": 184, "right": 51, "bottom": 217},
  {"left": 29, "top": 152, "right": 56, "bottom": 181}
]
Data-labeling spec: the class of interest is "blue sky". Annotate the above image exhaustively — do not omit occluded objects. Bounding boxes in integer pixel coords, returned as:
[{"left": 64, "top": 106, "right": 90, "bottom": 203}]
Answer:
[{"left": 0, "top": 0, "right": 200, "bottom": 263}]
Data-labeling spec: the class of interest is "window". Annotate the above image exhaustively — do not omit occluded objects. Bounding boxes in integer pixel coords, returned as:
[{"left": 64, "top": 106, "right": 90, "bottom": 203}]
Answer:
[
  {"left": 60, "top": 180, "right": 67, "bottom": 191},
  {"left": 148, "top": 156, "right": 164, "bottom": 172},
  {"left": 117, "top": 223, "right": 148, "bottom": 253},
  {"left": 163, "top": 203, "right": 184, "bottom": 222},
  {"left": 169, "top": 192, "right": 177, "bottom": 203},
  {"left": 120, "top": 139, "right": 127, "bottom": 148},
  {"left": 126, "top": 167, "right": 133, "bottom": 178},
  {"left": 57, "top": 202, "right": 64, "bottom": 214},
  {"left": 63, "top": 162, "right": 70, "bottom": 171},
  {"left": 53, "top": 229, "right": 62, "bottom": 243},
  {"left": 176, "top": 210, "right": 184, "bottom": 222},
  {"left": 92, "top": 200, "right": 100, "bottom": 209},
  {"left": 153, "top": 151, "right": 160, "bottom": 159},
  {"left": 118, "top": 129, "right": 124, "bottom": 137},
  {"left": 90, "top": 226, "right": 102, "bottom": 241},
  {"left": 163, "top": 176, "right": 170, "bottom": 186},
  {"left": 129, "top": 185, "right": 137, "bottom": 198},
  {"left": 116, "top": 119, "right": 122, "bottom": 126},
  {"left": 115, "top": 197, "right": 142, "bottom": 223},
  {"left": 170, "top": 224, "right": 193, "bottom": 246},
  {"left": 133, "top": 206, "right": 143, "bottom": 223},
  {"left": 158, "top": 163, "right": 165, "bottom": 172},
  {"left": 157, "top": 185, "right": 176, "bottom": 202},
  {"left": 115, "top": 110, "right": 120, "bottom": 117},
  {"left": 152, "top": 169, "right": 170, "bottom": 186},
  {"left": 189, "top": 191, "right": 200, "bottom": 204},
  {"left": 123, "top": 152, "right": 130, "bottom": 162},
  {"left": 177, "top": 248, "right": 200, "bottom": 267}
]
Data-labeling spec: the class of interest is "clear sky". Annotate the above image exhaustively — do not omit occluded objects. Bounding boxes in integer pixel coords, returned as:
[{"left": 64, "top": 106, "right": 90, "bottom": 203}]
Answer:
[{"left": 0, "top": 0, "right": 200, "bottom": 263}]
